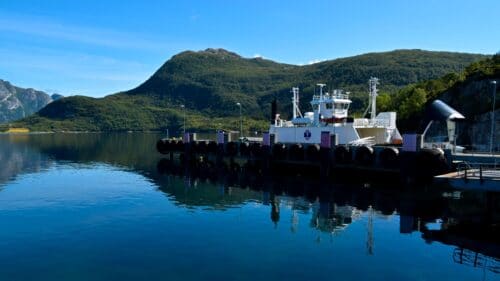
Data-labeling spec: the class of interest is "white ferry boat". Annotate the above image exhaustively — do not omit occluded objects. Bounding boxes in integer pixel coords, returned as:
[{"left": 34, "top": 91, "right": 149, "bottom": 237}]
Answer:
[{"left": 269, "top": 78, "right": 402, "bottom": 145}]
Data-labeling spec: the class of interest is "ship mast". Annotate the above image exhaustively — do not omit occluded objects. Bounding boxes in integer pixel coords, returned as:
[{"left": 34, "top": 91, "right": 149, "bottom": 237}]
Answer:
[
  {"left": 316, "top": 84, "right": 326, "bottom": 126},
  {"left": 369, "top": 77, "right": 379, "bottom": 120},
  {"left": 291, "top": 87, "right": 302, "bottom": 119}
]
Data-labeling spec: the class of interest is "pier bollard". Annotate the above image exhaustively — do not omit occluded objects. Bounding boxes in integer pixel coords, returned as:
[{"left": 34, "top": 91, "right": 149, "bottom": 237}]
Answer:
[
  {"left": 216, "top": 131, "right": 225, "bottom": 167},
  {"left": 263, "top": 132, "right": 270, "bottom": 147},
  {"left": 183, "top": 133, "right": 192, "bottom": 165},
  {"left": 182, "top": 133, "right": 191, "bottom": 153},
  {"left": 400, "top": 134, "right": 417, "bottom": 183}
]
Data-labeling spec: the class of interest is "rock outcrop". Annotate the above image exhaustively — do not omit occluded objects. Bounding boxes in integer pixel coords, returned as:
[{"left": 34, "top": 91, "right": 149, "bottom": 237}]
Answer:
[{"left": 0, "top": 79, "right": 60, "bottom": 123}]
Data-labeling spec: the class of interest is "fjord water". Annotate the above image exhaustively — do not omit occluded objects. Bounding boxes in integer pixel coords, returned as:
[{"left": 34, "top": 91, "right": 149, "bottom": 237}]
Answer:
[{"left": 0, "top": 133, "right": 498, "bottom": 281}]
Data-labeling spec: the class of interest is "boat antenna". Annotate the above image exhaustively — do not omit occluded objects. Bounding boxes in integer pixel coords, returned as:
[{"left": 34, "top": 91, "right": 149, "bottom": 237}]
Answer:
[{"left": 317, "top": 83, "right": 326, "bottom": 99}]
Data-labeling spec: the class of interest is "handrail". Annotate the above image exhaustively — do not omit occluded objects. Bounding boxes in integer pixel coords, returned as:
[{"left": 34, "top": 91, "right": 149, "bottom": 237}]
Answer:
[
  {"left": 312, "top": 93, "right": 350, "bottom": 100},
  {"left": 353, "top": 118, "right": 391, "bottom": 127},
  {"left": 456, "top": 161, "right": 499, "bottom": 181}
]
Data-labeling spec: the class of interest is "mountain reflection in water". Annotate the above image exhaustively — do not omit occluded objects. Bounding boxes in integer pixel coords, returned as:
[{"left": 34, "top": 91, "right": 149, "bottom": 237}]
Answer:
[{"left": 0, "top": 133, "right": 498, "bottom": 280}]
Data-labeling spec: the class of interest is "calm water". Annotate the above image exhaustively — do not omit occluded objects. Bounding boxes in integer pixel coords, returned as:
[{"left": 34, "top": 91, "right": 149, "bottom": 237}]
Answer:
[{"left": 0, "top": 133, "right": 498, "bottom": 281}]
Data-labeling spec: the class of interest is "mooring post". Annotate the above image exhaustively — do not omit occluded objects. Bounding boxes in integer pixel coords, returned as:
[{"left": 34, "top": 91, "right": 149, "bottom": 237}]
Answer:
[
  {"left": 400, "top": 134, "right": 419, "bottom": 184},
  {"left": 183, "top": 132, "right": 191, "bottom": 166},
  {"left": 216, "top": 131, "right": 225, "bottom": 167}
]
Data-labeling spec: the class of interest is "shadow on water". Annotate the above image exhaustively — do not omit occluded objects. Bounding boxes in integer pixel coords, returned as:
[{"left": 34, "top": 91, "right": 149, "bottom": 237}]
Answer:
[{"left": 0, "top": 133, "right": 499, "bottom": 274}]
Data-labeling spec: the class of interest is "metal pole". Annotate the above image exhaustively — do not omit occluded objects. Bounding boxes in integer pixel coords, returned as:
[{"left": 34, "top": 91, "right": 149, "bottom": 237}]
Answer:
[
  {"left": 491, "top": 81, "right": 497, "bottom": 155},
  {"left": 236, "top": 102, "right": 242, "bottom": 139}
]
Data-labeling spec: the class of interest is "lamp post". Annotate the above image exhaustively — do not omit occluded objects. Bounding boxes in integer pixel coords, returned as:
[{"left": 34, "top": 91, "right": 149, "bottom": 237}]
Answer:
[
  {"left": 236, "top": 102, "right": 242, "bottom": 139},
  {"left": 490, "top": 80, "right": 497, "bottom": 154},
  {"left": 180, "top": 104, "right": 186, "bottom": 135}
]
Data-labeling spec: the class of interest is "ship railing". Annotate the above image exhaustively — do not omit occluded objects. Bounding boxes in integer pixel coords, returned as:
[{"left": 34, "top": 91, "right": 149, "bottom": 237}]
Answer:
[
  {"left": 331, "top": 93, "right": 350, "bottom": 99},
  {"left": 353, "top": 118, "right": 391, "bottom": 127},
  {"left": 456, "top": 161, "right": 499, "bottom": 181},
  {"left": 312, "top": 93, "right": 350, "bottom": 101},
  {"left": 453, "top": 247, "right": 500, "bottom": 273}
]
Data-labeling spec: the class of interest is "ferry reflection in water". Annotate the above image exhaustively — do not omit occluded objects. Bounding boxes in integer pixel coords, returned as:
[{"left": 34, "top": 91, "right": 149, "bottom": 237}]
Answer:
[
  {"left": 0, "top": 133, "right": 498, "bottom": 281},
  {"left": 157, "top": 158, "right": 500, "bottom": 274}
]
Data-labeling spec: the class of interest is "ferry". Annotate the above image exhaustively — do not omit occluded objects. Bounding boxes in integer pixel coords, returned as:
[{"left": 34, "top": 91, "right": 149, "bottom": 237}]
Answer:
[{"left": 269, "top": 78, "right": 402, "bottom": 145}]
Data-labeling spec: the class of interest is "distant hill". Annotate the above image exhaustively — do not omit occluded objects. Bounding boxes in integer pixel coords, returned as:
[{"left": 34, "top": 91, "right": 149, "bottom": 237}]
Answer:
[
  {"left": 0, "top": 80, "right": 62, "bottom": 123},
  {"left": 13, "top": 49, "right": 487, "bottom": 133}
]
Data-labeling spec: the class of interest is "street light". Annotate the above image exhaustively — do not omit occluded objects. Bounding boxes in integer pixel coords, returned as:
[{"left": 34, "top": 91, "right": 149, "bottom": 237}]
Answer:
[
  {"left": 236, "top": 102, "right": 242, "bottom": 139},
  {"left": 180, "top": 104, "right": 186, "bottom": 135},
  {"left": 490, "top": 80, "right": 497, "bottom": 154}
]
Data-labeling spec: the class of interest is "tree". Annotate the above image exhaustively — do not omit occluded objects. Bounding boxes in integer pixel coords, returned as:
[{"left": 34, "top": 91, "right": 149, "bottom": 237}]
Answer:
[
  {"left": 399, "top": 87, "right": 427, "bottom": 120},
  {"left": 377, "top": 92, "right": 393, "bottom": 112}
]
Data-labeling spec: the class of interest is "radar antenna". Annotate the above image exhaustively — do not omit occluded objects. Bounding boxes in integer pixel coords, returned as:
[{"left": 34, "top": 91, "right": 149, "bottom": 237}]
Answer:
[{"left": 317, "top": 83, "right": 326, "bottom": 99}]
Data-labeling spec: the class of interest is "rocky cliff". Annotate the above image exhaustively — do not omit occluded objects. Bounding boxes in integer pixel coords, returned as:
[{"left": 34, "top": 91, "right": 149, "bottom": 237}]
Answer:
[
  {"left": 439, "top": 71, "right": 499, "bottom": 152},
  {"left": 0, "top": 79, "right": 58, "bottom": 123}
]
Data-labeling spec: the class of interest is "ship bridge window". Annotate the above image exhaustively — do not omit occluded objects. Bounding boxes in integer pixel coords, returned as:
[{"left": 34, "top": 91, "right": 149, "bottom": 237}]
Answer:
[
  {"left": 312, "top": 104, "right": 319, "bottom": 111},
  {"left": 335, "top": 104, "right": 344, "bottom": 110},
  {"left": 326, "top": 103, "right": 333, "bottom": 109}
]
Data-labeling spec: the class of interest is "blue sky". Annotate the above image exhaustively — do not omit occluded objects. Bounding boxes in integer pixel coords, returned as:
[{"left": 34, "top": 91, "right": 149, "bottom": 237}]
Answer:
[{"left": 0, "top": 0, "right": 498, "bottom": 97}]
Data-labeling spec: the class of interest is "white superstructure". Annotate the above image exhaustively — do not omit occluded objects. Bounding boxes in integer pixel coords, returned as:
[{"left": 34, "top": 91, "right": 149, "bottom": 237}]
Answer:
[{"left": 269, "top": 78, "right": 402, "bottom": 145}]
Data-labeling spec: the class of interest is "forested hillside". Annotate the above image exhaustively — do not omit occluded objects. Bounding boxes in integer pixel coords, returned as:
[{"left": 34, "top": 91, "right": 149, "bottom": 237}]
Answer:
[{"left": 11, "top": 48, "right": 487, "bottom": 133}]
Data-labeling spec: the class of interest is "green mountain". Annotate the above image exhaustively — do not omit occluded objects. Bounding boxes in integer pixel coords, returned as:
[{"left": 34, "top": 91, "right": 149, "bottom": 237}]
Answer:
[
  {"left": 11, "top": 48, "right": 487, "bottom": 133},
  {"left": 0, "top": 79, "right": 58, "bottom": 123}
]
